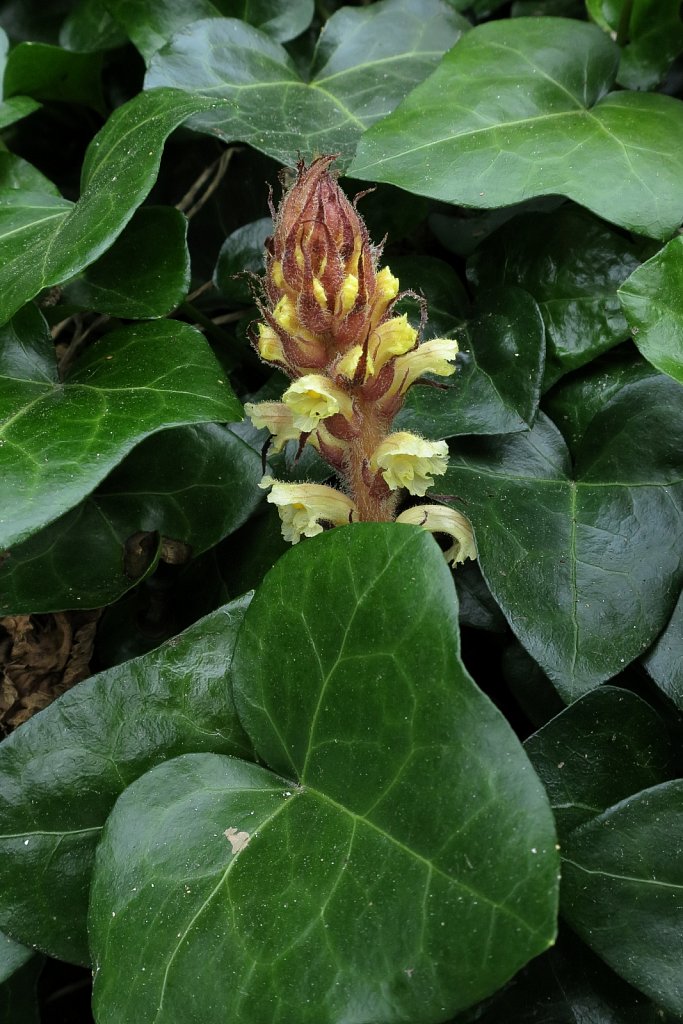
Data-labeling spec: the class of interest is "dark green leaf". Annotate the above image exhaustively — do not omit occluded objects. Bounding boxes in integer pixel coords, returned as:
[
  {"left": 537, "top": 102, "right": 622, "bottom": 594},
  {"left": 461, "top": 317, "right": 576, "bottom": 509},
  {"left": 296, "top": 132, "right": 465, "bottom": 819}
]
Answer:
[
  {"left": 144, "top": 0, "right": 469, "bottom": 167},
  {"left": 618, "top": 235, "right": 683, "bottom": 385},
  {"left": 213, "top": 216, "right": 270, "bottom": 305},
  {"left": 62, "top": 206, "right": 190, "bottom": 318},
  {"left": 0, "top": 932, "right": 34, "bottom": 983},
  {"left": 524, "top": 687, "right": 672, "bottom": 840},
  {"left": 0, "top": 309, "right": 241, "bottom": 550},
  {"left": 0, "top": 149, "right": 58, "bottom": 193},
  {"left": 440, "top": 368, "right": 683, "bottom": 699},
  {"left": 107, "top": 0, "right": 315, "bottom": 60},
  {"left": 0, "top": 28, "right": 40, "bottom": 129},
  {"left": 349, "top": 18, "right": 683, "bottom": 240},
  {"left": 1, "top": 423, "right": 262, "bottom": 614},
  {"left": 3, "top": 42, "right": 104, "bottom": 112},
  {"left": 0, "top": 87, "right": 214, "bottom": 325},
  {"left": 0, "top": 598, "right": 253, "bottom": 964},
  {"left": 642, "top": 589, "right": 683, "bottom": 711},
  {"left": 59, "top": 0, "right": 128, "bottom": 52},
  {"left": 0, "top": 933, "right": 42, "bottom": 1024},
  {"left": 397, "top": 287, "right": 545, "bottom": 439},
  {"left": 562, "top": 781, "right": 683, "bottom": 1016},
  {"left": 587, "top": 0, "right": 683, "bottom": 90},
  {"left": 456, "top": 561, "right": 508, "bottom": 634},
  {"left": 467, "top": 209, "right": 642, "bottom": 384},
  {"left": 90, "top": 525, "right": 559, "bottom": 1024}
]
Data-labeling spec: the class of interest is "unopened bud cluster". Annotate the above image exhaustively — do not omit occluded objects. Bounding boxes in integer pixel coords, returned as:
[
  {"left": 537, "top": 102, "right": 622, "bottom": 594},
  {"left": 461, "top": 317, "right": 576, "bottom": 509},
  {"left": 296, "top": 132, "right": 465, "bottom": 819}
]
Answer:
[{"left": 245, "top": 156, "right": 475, "bottom": 567}]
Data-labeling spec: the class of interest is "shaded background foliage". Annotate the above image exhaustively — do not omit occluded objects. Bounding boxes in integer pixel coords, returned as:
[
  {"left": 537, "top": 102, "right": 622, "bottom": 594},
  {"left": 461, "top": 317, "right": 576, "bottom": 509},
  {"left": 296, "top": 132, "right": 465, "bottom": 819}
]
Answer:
[{"left": 0, "top": 0, "right": 682, "bottom": 1021}]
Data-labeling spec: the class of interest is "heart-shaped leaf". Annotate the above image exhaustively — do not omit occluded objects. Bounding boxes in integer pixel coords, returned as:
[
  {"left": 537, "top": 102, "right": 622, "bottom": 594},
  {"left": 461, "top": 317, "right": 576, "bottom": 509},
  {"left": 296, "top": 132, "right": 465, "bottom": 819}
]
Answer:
[
  {"left": 467, "top": 209, "right": 642, "bottom": 385},
  {"left": 144, "top": 0, "right": 469, "bottom": 167},
  {"left": 642, "top": 589, "right": 683, "bottom": 711},
  {"left": 524, "top": 687, "right": 672, "bottom": 840},
  {"left": 440, "top": 366, "right": 683, "bottom": 699},
  {"left": 0, "top": 598, "right": 253, "bottom": 964},
  {"left": 561, "top": 781, "right": 683, "bottom": 1016},
  {"left": 618, "top": 235, "right": 683, "bottom": 385},
  {"left": 90, "top": 524, "right": 559, "bottom": 1024},
  {"left": 0, "top": 87, "right": 213, "bottom": 325},
  {"left": 1, "top": 423, "right": 263, "bottom": 614},
  {"left": 0, "top": 307, "right": 241, "bottom": 550},
  {"left": 61, "top": 206, "right": 190, "bottom": 319},
  {"left": 349, "top": 18, "right": 683, "bottom": 240}
]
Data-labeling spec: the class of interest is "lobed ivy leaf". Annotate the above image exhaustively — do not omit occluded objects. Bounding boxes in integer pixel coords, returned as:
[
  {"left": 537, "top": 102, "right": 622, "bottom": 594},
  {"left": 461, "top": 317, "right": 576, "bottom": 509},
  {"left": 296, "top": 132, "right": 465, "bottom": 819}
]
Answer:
[
  {"left": 0, "top": 599, "right": 254, "bottom": 964},
  {"left": 144, "top": 0, "right": 469, "bottom": 167},
  {"left": 561, "top": 781, "right": 683, "bottom": 1016},
  {"left": 642, "top": 589, "right": 683, "bottom": 711},
  {"left": 106, "top": 0, "right": 315, "bottom": 60},
  {"left": 0, "top": 87, "right": 215, "bottom": 326},
  {"left": 467, "top": 209, "right": 642, "bottom": 386},
  {"left": 440, "top": 366, "right": 683, "bottom": 700},
  {"left": 586, "top": 0, "right": 683, "bottom": 91},
  {"left": 62, "top": 206, "right": 191, "bottom": 319},
  {"left": 0, "top": 307, "right": 241, "bottom": 550},
  {"left": 349, "top": 18, "right": 683, "bottom": 240},
  {"left": 397, "top": 286, "right": 545, "bottom": 439},
  {"left": 1, "top": 423, "right": 263, "bottom": 614},
  {"left": 3, "top": 41, "right": 105, "bottom": 112},
  {"left": 90, "top": 525, "right": 559, "bottom": 1024},
  {"left": 524, "top": 687, "right": 672, "bottom": 840},
  {"left": 618, "top": 235, "right": 683, "bottom": 385}
]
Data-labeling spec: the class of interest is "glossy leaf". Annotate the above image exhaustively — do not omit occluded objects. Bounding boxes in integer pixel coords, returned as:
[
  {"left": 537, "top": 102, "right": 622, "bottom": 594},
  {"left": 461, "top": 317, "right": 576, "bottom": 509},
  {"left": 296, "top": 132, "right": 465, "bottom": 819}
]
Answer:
[
  {"left": 0, "top": 149, "right": 58, "bottom": 193},
  {"left": 0, "top": 28, "right": 40, "bottom": 129},
  {"left": 62, "top": 206, "right": 190, "bottom": 318},
  {"left": 107, "top": 0, "right": 314, "bottom": 59},
  {"left": 90, "top": 525, "right": 559, "bottom": 1024},
  {"left": 3, "top": 41, "right": 104, "bottom": 112},
  {"left": 349, "top": 18, "right": 683, "bottom": 240},
  {"left": 213, "top": 216, "right": 271, "bottom": 305},
  {"left": 0, "top": 598, "right": 254, "bottom": 964},
  {"left": 1, "top": 423, "right": 263, "bottom": 614},
  {"left": 397, "top": 287, "right": 545, "bottom": 439},
  {"left": 440, "top": 368, "right": 683, "bottom": 699},
  {"left": 59, "top": 0, "right": 128, "bottom": 52},
  {"left": 524, "top": 687, "right": 672, "bottom": 840},
  {"left": 468, "top": 209, "right": 642, "bottom": 383},
  {"left": 0, "top": 309, "right": 241, "bottom": 550},
  {"left": 586, "top": 0, "right": 683, "bottom": 90},
  {"left": 618, "top": 235, "right": 683, "bottom": 385},
  {"left": 562, "top": 781, "right": 683, "bottom": 1016},
  {"left": 0, "top": 87, "right": 214, "bottom": 325},
  {"left": 642, "top": 589, "right": 683, "bottom": 711},
  {"left": 145, "top": 0, "right": 469, "bottom": 167},
  {"left": 0, "top": 933, "right": 42, "bottom": 1024}
]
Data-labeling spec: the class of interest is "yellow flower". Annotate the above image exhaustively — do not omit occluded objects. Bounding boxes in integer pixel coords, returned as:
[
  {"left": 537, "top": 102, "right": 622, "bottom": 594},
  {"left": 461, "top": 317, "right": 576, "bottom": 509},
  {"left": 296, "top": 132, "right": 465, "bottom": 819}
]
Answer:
[
  {"left": 369, "top": 314, "right": 417, "bottom": 373},
  {"left": 260, "top": 477, "right": 357, "bottom": 544},
  {"left": 391, "top": 337, "right": 459, "bottom": 393},
  {"left": 396, "top": 505, "right": 477, "bottom": 566},
  {"left": 370, "top": 432, "right": 449, "bottom": 496},
  {"left": 283, "top": 374, "right": 354, "bottom": 432},
  {"left": 256, "top": 323, "right": 286, "bottom": 365},
  {"left": 243, "top": 401, "right": 301, "bottom": 452}
]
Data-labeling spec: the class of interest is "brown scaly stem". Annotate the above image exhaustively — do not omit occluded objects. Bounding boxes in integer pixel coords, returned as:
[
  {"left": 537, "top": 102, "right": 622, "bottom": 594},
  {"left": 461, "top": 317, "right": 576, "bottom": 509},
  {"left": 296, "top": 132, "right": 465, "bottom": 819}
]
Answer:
[{"left": 344, "top": 399, "right": 398, "bottom": 522}]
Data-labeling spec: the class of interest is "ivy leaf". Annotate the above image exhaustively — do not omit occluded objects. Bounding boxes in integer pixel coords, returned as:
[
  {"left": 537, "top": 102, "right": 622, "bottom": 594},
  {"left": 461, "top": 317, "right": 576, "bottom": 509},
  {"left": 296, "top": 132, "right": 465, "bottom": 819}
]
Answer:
[
  {"left": 1, "top": 423, "right": 263, "bottom": 614},
  {"left": 213, "top": 216, "right": 271, "bottom": 305},
  {"left": 349, "top": 18, "right": 683, "bottom": 240},
  {"left": 61, "top": 206, "right": 190, "bottom": 319},
  {"left": 467, "top": 209, "right": 642, "bottom": 386},
  {"left": 59, "top": 0, "right": 128, "bottom": 53},
  {"left": 144, "top": 0, "right": 469, "bottom": 167},
  {"left": 0, "top": 599, "right": 253, "bottom": 965},
  {"left": 618, "top": 235, "right": 683, "bottom": 386},
  {"left": 586, "top": 0, "right": 683, "bottom": 91},
  {"left": 397, "top": 287, "right": 545, "bottom": 439},
  {"left": 642, "top": 589, "right": 683, "bottom": 711},
  {"left": 0, "top": 29, "right": 40, "bottom": 128},
  {"left": 440, "top": 367, "right": 683, "bottom": 699},
  {"left": 0, "top": 150, "right": 59, "bottom": 193},
  {"left": 3, "top": 41, "right": 105, "bottom": 112},
  {"left": 524, "top": 687, "right": 672, "bottom": 840},
  {"left": 0, "top": 932, "right": 42, "bottom": 1024},
  {"left": 0, "top": 87, "right": 214, "bottom": 325},
  {"left": 562, "top": 781, "right": 683, "bottom": 1016},
  {"left": 0, "top": 308, "right": 241, "bottom": 550},
  {"left": 106, "top": 0, "right": 315, "bottom": 59},
  {"left": 90, "top": 525, "right": 558, "bottom": 1024}
]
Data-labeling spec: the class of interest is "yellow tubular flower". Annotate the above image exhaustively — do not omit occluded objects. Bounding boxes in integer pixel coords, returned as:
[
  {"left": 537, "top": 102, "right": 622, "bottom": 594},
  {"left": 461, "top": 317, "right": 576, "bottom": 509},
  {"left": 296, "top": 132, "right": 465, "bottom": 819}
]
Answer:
[
  {"left": 283, "top": 374, "right": 354, "bottom": 432},
  {"left": 335, "top": 274, "right": 359, "bottom": 318},
  {"left": 260, "top": 477, "right": 357, "bottom": 544},
  {"left": 370, "top": 432, "right": 449, "bottom": 496},
  {"left": 396, "top": 505, "right": 477, "bottom": 566},
  {"left": 391, "top": 337, "right": 459, "bottom": 393},
  {"left": 369, "top": 315, "right": 417, "bottom": 373},
  {"left": 243, "top": 401, "right": 301, "bottom": 452},
  {"left": 273, "top": 295, "right": 318, "bottom": 343},
  {"left": 257, "top": 323, "right": 287, "bottom": 365}
]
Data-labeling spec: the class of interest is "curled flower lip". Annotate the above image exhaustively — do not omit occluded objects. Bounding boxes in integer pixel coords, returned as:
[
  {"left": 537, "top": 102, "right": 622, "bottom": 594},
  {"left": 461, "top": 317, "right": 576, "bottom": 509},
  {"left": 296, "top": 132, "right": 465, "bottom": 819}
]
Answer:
[
  {"left": 260, "top": 476, "right": 357, "bottom": 544},
  {"left": 396, "top": 504, "right": 477, "bottom": 566},
  {"left": 243, "top": 401, "right": 302, "bottom": 452},
  {"left": 283, "top": 374, "right": 354, "bottom": 432},
  {"left": 369, "top": 431, "right": 449, "bottom": 497}
]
